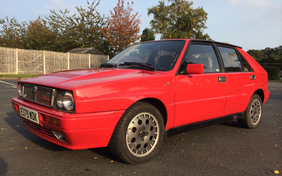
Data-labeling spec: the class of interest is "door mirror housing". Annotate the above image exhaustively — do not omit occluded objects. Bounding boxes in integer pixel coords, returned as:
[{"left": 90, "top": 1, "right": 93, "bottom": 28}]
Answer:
[{"left": 187, "top": 64, "right": 204, "bottom": 74}]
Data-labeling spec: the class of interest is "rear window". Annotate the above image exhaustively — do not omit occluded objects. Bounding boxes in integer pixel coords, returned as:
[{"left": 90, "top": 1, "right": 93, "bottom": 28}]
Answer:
[{"left": 218, "top": 47, "right": 243, "bottom": 72}]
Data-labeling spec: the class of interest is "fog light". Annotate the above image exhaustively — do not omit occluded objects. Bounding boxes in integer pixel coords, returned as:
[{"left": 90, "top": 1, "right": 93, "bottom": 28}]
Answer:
[
  {"left": 52, "top": 131, "right": 67, "bottom": 142},
  {"left": 47, "top": 116, "right": 60, "bottom": 127}
]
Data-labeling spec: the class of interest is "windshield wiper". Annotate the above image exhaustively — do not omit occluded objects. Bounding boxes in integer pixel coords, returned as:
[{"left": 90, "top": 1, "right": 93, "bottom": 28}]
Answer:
[
  {"left": 119, "top": 62, "right": 156, "bottom": 72},
  {"left": 100, "top": 63, "right": 118, "bottom": 68}
]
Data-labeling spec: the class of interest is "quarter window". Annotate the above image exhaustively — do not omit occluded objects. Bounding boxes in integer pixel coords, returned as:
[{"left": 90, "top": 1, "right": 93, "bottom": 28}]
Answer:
[
  {"left": 218, "top": 47, "right": 243, "bottom": 72},
  {"left": 240, "top": 55, "right": 253, "bottom": 72},
  {"left": 184, "top": 44, "right": 220, "bottom": 73}
]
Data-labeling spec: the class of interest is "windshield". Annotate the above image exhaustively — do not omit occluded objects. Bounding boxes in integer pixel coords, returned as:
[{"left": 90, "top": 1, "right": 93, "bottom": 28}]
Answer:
[{"left": 108, "top": 40, "right": 186, "bottom": 71}]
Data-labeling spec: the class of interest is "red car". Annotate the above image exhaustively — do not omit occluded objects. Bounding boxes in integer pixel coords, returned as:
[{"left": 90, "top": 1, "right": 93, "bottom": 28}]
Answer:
[{"left": 11, "top": 39, "right": 270, "bottom": 164}]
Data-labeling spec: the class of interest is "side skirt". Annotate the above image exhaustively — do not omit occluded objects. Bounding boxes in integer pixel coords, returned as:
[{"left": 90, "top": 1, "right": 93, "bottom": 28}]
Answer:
[{"left": 164, "top": 113, "right": 245, "bottom": 140}]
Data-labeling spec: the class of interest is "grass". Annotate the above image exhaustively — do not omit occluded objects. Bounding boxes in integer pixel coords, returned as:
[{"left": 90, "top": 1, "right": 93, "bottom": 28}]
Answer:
[{"left": 0, "top": 74, "right": 41, "bottom": 78}]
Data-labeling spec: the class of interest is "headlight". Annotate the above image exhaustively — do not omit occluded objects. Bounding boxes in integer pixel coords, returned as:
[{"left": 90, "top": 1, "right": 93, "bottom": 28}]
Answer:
[
  {"left": 18, "top": 83, "right": 22, "bottom": 97},
  {"left": 56, "top": 91, "right": 74, "bottom": 111},
  {"left": 63, "top": 91, "right": 74, "bottom": 111},
  {"left": 56, "top": 93, "right": 63, "bottom": 109}
]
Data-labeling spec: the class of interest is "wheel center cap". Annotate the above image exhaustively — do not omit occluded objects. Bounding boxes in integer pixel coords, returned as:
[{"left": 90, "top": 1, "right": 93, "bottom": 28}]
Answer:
[{"left": 140, "top": 131, "right": 146, "bottom": 138}]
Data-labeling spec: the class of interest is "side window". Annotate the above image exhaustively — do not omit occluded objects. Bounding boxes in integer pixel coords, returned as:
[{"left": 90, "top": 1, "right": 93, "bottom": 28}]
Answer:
[
  {"left": 218, "top": 47, "right": 243, "bottom": 72},
  {"left": 240, "top": 54, "right": 253, "bottom": 72},
  {"left": 184, "top": 44, "right": 220, "bottom": 73}
]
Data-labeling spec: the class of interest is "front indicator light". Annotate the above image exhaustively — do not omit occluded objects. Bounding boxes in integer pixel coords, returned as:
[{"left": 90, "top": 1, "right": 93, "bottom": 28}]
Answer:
[
  {"left": 63, "top": 91, "right": 74, "bottom": 111},
  {"left": 11, "top": 102, "right": 19, "bottom": 112},
  {"left": 47, "top": 116, "right": 60, "bottom": 127}
]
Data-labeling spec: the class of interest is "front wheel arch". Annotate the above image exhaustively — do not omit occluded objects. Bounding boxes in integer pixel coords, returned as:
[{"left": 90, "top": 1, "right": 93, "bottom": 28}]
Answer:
[{"left": 136, "top": 98, "right": 167, "bottom": 128}]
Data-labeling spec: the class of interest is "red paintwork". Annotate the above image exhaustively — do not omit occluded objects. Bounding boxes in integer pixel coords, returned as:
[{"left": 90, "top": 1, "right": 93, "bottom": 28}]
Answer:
[
  {"left": 187, "top": 64, "right": 204, "bottom": 74},
  {"left": 175, "top": 73, "right": 227, "bottom": 126},
  {"left": 11, "top": 39, "right": 270, "bottom": 150},
  {"left": 12, "top": 97, "right": 125, "bottom": 149}
]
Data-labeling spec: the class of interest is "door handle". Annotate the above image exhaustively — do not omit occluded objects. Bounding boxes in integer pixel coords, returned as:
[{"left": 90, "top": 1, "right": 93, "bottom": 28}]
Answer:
[
  {"left": 250, "top": 75, "right": 256, "bottom": 80},
  {"left": 218, "top": 76, "right": 226, "bottom": 82}
]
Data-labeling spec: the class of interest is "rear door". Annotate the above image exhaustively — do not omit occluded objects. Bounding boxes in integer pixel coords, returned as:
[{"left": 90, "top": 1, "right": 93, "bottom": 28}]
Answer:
[
  {"left": 216, "top": 46, "right": 255, "bottom": 116},
  {"left": 174, "top": 43, "right": 227, "bottom": 127}
]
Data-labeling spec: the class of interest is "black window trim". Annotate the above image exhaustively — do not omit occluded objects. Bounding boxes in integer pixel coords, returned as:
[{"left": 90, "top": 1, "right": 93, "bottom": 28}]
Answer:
[
  {"left": 235, "top": 48, "right": 254, "bottom": 72},
  {"left": 177, "top": 41, "right": 224, "bottom": 75},
  {"left": 176, "top": 40, "right": 248, "bottom": 76},
  {"left": 176, "top": 41, "right": 191, "bottom": 76},
  {"left": 216, "top": 44, "right": 247, "bottom": 73}
]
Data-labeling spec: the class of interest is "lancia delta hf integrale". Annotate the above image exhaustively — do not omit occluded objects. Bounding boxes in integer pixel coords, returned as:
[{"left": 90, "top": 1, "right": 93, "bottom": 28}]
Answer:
[{"left": 11, "top": 39, "right": 270, "bottom": 164}]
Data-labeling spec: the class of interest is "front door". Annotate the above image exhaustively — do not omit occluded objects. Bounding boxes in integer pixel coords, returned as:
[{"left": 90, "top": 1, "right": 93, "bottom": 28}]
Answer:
[{"left": 174, "top": 43, "right": 227, "bottom": 127}]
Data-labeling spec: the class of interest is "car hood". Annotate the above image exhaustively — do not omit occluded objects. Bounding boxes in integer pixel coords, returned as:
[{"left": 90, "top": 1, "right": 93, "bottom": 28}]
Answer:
[{"left": 20, "top": 68, "right": 162, "bottom": 90}]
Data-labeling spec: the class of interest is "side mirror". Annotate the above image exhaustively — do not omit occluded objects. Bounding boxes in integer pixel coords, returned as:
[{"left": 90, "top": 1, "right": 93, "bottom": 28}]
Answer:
[{"left": 187, "top": 64, "right": 204, "bottom": 74}]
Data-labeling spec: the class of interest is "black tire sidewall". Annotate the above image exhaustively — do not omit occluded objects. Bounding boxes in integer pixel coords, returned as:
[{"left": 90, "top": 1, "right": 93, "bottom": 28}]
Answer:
[
  {"left": 109, "top": 102, "right": 164, "bottom": 164},
  {"left": 245, "top": 94, "right": 263, "bottom": 129}
]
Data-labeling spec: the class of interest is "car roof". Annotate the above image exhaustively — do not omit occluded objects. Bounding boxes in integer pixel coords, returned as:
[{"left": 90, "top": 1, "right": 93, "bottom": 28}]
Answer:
[
  {"left": 189, "top": 39, "right": 242, "bottom": 49},
  {"left": 141, "top": 39, "right": 242, "bottom": 49}
]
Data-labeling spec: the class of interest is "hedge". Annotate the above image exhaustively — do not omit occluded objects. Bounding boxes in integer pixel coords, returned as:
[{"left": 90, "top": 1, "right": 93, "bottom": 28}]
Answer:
[
  {"left": 263, "top": 66, "right": 281, "bottom": 80},
  {"left": 262, "top": 63, "right": 282, "bottom": 70}
]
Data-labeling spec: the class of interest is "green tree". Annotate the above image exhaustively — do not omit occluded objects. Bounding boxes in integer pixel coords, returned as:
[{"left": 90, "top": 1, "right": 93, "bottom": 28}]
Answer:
[
  {"left": 247, "top": 49, "right": 264, "bottom": 61},
  {"left": 0, "top": 17, "right": 27, "bottom": 48},
  {"left": 45, "top": 0, "right": 112, "bottom": 55},
  {"left": 247, "top": 46, "right": 282, "bottom": 64},
  {"left": 147, "top": 0, "right": 211, "bottom": 40},
  {"left": 141, "top": 28, "right": 155, "bottom": 42},
  {"left": 101, "top": 0, "right": 141, "bottom": 54},
  {"left": 26, "top": 16, "right": 56, "bottom": 50},
  {"left": 44, "top": 9, "right": 79, "bottom": 52}
]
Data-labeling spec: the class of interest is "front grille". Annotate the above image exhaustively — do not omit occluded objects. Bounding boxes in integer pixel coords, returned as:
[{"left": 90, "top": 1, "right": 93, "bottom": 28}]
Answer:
[
  {"left": 36, "top": 88, "right": 53, "bottom": 106},
  {"left": 24, "top": 119, "right": 57, "bottom": 140},
  {"left": 23, "top": 85, "right": 34, "bottom": 100},
  {"left": 22, "top": 84, "right": 55, "bottom": 107}
]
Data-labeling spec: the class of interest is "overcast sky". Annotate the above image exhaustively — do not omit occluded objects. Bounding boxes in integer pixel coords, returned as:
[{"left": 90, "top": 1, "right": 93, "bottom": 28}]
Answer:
[{"left": 1, "top": 0, "right": 281, "bottom": 51}]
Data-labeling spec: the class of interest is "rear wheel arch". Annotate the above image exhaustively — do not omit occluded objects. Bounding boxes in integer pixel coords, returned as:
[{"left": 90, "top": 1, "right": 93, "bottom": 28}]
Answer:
[
  {"left": 238, "top": 94, "right": 262, "bottom": 129},
  {"left": 241, "top": 89, "right": 264, "bottom": 118},
  {"left": 254, "top": 89, "right": 264, "bottom": 104}
]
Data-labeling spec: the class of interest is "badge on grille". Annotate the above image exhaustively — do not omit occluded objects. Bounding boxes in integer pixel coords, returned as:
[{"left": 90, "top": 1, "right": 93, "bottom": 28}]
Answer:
[
  {"left": 33, "top": 86, "right": 37, "bottom": 93},
  {"left": 42, "top": 95, "right": 50, "bottom": 102}
]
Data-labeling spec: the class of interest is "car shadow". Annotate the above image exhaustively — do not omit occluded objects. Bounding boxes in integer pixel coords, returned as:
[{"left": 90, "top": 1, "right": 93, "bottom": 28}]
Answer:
[
  {"left": 89, "top": 148, "right": 118, "bottom": 161},
  {"left": 219, "top": 119, "right": 241, "bottom": 128},
  {"left": 5, "top": 111, "right": 67, "bottom": 152},
  {"left": 5, "top": 109, "right": 246, "bottom": 162},
  {"left": 5, "top": 111, "right": 118, "bottom": 161},
  {"left": 0, "top": 157, "right": 8, "bottom": 176}
]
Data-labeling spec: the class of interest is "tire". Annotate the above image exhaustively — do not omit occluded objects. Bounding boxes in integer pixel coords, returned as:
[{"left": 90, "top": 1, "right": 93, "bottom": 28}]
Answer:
[
  {"left": 108, "top": 102, "right": 164, "bottom": 164},
  {"left": 238, "top": 94, "right": 262, "bottom": 129}
]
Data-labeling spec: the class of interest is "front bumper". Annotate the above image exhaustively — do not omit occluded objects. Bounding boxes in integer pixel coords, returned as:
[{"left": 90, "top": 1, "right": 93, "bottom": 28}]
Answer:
[{"left": 11, "top": 97, "right": 124, "bottom": 150}]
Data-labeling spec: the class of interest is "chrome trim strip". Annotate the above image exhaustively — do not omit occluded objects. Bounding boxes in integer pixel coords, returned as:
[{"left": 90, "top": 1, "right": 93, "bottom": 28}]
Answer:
[{"left": 51, "top": 89, "right": 56, "bottom": 107}]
